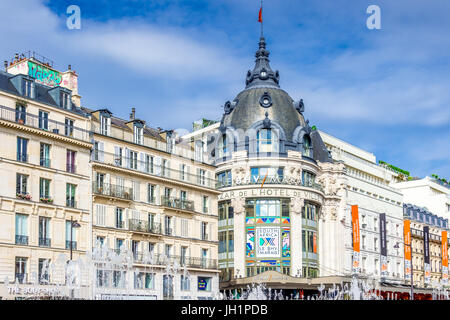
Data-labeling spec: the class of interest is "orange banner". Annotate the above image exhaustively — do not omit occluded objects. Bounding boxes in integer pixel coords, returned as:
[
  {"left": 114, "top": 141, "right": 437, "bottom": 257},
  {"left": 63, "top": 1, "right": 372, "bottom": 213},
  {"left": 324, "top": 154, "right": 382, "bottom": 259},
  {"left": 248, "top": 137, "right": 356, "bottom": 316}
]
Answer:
[
  {"left": 351, "top": 205, "right": 360, "bottom": 252},
  {"left": 313, "top": 233, "right": 317, "bottom": 254},
  {"left": 404, "top": 220, "right": 411, "bottom": 261},
  {"left": 443, "top": 231, "right": 448, "bottom": 267}
]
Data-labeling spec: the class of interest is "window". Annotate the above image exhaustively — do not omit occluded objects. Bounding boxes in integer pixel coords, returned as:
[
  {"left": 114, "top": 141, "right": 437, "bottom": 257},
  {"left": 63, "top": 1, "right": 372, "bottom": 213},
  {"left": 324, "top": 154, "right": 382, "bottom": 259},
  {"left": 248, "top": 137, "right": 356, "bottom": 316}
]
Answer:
[
  {"left": 181, "top": 219, "right": 188, "bottom": 237},
  {"left": 66, "top": 150, "right": 76, "bottom": 173},
  {"left": 116, "top": 238, "right": 124, "bottom": 252},
  {"left": 162, "top": 159, "right": 168, "bottom": 177},
  {"left": 100, "top": 115, "right": 111, "bottom": 136},
  {"left": 165, "top": 244, "right": 172, "bottom": 256},
  {"left": 114, "top": 146, "right": 123, "bottom": 166},
  {"left": 132, "top": 240, "right": 139, "bottom": 260},
  {"left": 15, "top": 257, "right": 28, "bottom": 283},
  {"left": 38, "top": 110, "right": 48, "bottom": 130},
  {"left": 203, "top": 196, "right": 209, "bottom": 213},
  {"left": 303, "top": 203, "right": 317, "bottom": 221},
  {"left": 96, "top": 236, "right": 105, "bottom": 248},
  {"left": 66, "top": 184, "right": 76, "bottom": 207},
  {"left": 257, "top": 129, "right": 278, "bottom": 153},
  {"left": 180, "top": 190, "right": 187, "bottom": 201},
  {"left": 302, "top": 135, "right": 312, "bottom": 157},
  {"left": 17, "top": 137, "right": 28, "bottom": 162},
  {"left": 64, "top": 118, "right": 74, "bottom": 137},
  {"left": 217, "top": 170, "right": 232, "bottom": 188},
  {"left": 116, "top": 208, "right": 124, "bottom": 228},
  {"left": 39, "top": 178, "right": 51, "bottom": 199},
  {"left": 40, "top": 143, "right": 50, "bottom": 167},
  {"left": 22, "top": 78, "right": 32, "bottom": 98},
  {"left": 65, "top": 220, "right": 77, "bottom": 249},
  {"left": 197, "top": 277, "right": 211, "bottom": 291},
  {"left": 218, "top": 134, "right": 228, "bottom": 157},
  {"left": 250, "top": 167, "right": 284, "bottom": 183},
  {"left": 16, "top": 173, "right": 28, "bottom": 195},
  {"left": 145, "top": 155, "right": 153, "bottom": 173},
  {"left": 181, "top": 246, "right": 187, "bottom": 264},
  {"left": 113, "top": 271, "right": 124, "bottom": 288},
  {"left": 181, "top": 275, "right": 190, "bottom": 291},
  {"left": 165, "top": 216, "right": 172, "bottom": 235},
  {"left": 15, "top": 104, "right": 27, "bottom": 124},
  {"left": 60, "top": 91, "right": 70, "bottom": 109},
  {"left": 302, "top": 171, "right": 316, "bottom": 187},
  {"left": 147, "top": 184, "right": 155, "bottom": 203},
  {"left": 132, "top": 180, "right": 140, "bottom": 201},
  {"left": 15, "top": 214, "right": 28, "bottom": 245},
  {"left": 163, "top": 275, "right": 174, "bottom": 299},
  {"left": 302, "top": 230, "right": 317, "bottom": 253},
  {"left": 129, "top": 151, "right": 138, "bottom": 170},
  {"left": 180, "top": 164, "right": 186, "bottom": 180},
  {"left": 39, "top": 217, "right": 51, "bottom": 247},
  {"left": 38, "top": 259, "right": 50, "bottom": 284},
  {"left": 202, "top": 248, "right": 208, "bottom": 268},
  {"left": 201, "top": 222, "right": 208, "bottom": 240},
  {"left": 134, "top": 126, "right": 143, "bottom": 144}
]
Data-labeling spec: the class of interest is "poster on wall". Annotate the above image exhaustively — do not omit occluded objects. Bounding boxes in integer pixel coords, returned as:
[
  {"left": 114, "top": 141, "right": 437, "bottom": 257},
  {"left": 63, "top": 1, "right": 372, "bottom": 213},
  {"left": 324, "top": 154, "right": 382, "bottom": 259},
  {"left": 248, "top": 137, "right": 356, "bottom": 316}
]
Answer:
[
  {"left": 351, "top": 205, "right": 360, "bottom": 274},
  {"left": 256, "top": 227, "right": 280, "bottom": 258},
  {"left": 442, "top": 231, "right": 448, "bottom": 284},
  {"left": 403, "top": 220, "right": 412, "bottom": 281},
  {"left": 380, "top": 213, "right": 388, "bottom": 277},
  {"left": 424, "top": 226, "right": 431, "bottom": 284}
]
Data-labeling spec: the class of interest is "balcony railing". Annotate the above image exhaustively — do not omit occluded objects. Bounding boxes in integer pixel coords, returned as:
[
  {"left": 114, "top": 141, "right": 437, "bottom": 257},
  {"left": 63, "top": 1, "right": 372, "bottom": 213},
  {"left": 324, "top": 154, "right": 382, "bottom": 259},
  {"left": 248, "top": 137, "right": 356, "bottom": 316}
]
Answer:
[
  {"left": 40, "top": 158, "right": 51, "bottom": 167},
  {"left": 0, "top": 105, "right": 90, "bottom": 141},
  {"left": 201, "top": 233, "right": 209, "bottom": 241},
  {"left": 215, "top": 175, "right": 324, "bottom": 192},
  {"left": 116, "top": 221, "right": 125, "bottom": 229},
  {"left": 39, "top": 237, "right": 51, "bottom": 247},
  {"left": 66, "top": 164, "right": 76, "bottom": 173},
  {"left": 128, "top": 219, "right": 162, "bottom": 234},
  {"left": 66, "top": 199, "right": 76, "bottom": 208},
  {"left": 66, "top": 240, "right": 77, "bottom": 250},
  {"left": 15, "top": 235, "right": 28, "bottom": 245},
  {"left": 90, "top": 149, "right": 217, "bottom": 189},
  {"left": 164, "top": 227, "right": 173, "bottom": 236},
  {"left": 93, "top": 182, "right": 133, "bottom": 200},
  {"left": 132, "top": 253, "right": 217, "bottom": 269},
  {"left": 161, "top": 196, "right": 195, "bottom": 212},
  {"left": 17, "top": 152, "right": 28, "bottom": 162},
  {"left": 15, "top": 273, "right": 28, "bottom": 284}
]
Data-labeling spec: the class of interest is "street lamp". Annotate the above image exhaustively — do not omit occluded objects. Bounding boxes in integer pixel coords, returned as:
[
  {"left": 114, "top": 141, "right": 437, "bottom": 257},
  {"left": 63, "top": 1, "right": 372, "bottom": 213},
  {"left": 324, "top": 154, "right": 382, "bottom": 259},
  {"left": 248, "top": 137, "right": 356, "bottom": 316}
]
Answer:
[{"left": 394, "top": 241, "right": 413, "bottom": 300}]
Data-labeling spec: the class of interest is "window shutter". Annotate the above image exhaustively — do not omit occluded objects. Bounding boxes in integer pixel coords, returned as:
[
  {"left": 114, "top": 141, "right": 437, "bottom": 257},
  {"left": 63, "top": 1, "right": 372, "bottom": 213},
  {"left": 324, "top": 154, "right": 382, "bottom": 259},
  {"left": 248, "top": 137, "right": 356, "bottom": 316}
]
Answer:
[
  {"left": 99, "top": 142, "right": 104, "bottom": 162},
  {"left": 155, "top": 157, "right": 161, "bottom": 176},
  {"left": 125, "top": 148, "right": 130, "bottom": 168},
  {"left": 179, "top": 164, "right": 183, "bottom": 180},
  {"left": 139, "top": 153, "right": 144, "bottom": 171},
  {"left": 206, "top": 171, "right": 211, "bottom": 187},
  {"left": 197, "top": 168, "right": 200, "bottom": 184}
]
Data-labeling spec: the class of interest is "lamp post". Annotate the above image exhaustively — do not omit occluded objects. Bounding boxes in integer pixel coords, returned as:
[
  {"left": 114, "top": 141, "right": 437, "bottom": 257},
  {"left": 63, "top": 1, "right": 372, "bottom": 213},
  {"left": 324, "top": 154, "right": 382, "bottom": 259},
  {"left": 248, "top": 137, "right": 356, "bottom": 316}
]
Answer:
[
  {"left": 69, "top": 217, "right": 81, "bottom": 299},
  {"left": 395, "top": 241, "right": 413, "bottom": 300}
]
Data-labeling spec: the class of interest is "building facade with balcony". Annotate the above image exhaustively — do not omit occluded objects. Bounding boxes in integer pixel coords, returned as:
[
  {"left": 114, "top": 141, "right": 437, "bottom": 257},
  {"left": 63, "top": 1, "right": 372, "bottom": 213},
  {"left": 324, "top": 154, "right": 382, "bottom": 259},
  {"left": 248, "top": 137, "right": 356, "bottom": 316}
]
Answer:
[
  {"left": 86, "top": 107, "right": 220, "bottom": 300},
  {"left": 0, "top": 55, "right": 92, "bottom": 299},
  {"left": 403, "top": 203, "right": 449, "bottom": 288}
]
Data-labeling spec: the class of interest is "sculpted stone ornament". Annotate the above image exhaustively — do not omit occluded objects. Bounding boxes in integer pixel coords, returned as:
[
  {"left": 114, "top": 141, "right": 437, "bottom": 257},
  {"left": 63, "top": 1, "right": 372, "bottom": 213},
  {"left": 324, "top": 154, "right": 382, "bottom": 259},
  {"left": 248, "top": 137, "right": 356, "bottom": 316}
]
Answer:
[
  {"left": 290, "top": 198, "right": 304, "bottom": 215},
  {"left": 231, "top": 196, "right": 246, "bottom": 215}
]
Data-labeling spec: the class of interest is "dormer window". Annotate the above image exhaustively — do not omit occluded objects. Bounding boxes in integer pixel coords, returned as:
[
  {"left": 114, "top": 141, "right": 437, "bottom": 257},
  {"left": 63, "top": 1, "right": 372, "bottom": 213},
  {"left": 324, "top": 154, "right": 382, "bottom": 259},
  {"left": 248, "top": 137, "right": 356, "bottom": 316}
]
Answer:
[
  {"left": 100, "top": 114, "right": 111, "bottom": 136},
  {"left": 302, "top": 134, "right": 312, "bottom": 157},
  {"left": 60, "top": 91, "right": 70, "bottom": 109},
  {"left": 22, "top": 79, "right": 33, "bottom": 98},
  {"left": 257, "top": 128, "right": 278, "bottom": 153},
  {"left": 134, "top": 125, "right": 143, "bottom": 145},
  {"left": 218, "top": 134, "right": 228, "bottom": 158}
]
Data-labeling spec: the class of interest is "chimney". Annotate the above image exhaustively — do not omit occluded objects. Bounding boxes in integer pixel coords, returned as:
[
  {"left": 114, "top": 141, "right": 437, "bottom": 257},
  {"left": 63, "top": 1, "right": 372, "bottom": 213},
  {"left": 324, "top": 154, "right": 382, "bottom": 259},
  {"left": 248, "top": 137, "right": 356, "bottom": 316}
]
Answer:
[
  {"left": 130, "top": 107, "right": 136, "bottom": 120},
  {"left": 14, "top": 53, "right": 19, "bottom": 61},
  {"left": 68, "top": 64, "right": 71, "bottom": 71},
  {"left": 4, "top": 61, "right": 7, "bottom": 71}
]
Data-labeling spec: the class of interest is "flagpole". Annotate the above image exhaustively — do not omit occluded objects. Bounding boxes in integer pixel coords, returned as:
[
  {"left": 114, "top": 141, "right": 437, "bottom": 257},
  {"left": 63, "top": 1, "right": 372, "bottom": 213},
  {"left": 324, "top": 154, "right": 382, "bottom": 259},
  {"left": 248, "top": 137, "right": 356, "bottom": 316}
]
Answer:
[{"left": 260, "top": 0, "right": 264, "bottom": 38}]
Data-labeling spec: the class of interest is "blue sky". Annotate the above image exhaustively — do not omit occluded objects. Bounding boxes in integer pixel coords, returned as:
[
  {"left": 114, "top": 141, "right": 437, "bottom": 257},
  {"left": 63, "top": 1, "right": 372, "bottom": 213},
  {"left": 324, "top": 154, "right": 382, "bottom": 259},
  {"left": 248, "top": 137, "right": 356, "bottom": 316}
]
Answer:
[{"left": 1, "top": 0, "right": 449, "bottom": 179}]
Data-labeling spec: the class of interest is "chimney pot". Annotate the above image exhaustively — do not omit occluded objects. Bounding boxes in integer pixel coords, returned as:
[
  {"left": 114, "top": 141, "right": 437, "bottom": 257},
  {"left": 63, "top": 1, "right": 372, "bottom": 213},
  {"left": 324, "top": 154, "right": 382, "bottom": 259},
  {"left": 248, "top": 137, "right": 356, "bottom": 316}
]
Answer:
[
  {"left": 131, "top": 107, "right": 136, "bottom": 120},
  {"left": 68, "top": 64, "right": 71, "bottom": 70},
  {"left": 4, "top": 61, "right": 8, "bottom": 71}
]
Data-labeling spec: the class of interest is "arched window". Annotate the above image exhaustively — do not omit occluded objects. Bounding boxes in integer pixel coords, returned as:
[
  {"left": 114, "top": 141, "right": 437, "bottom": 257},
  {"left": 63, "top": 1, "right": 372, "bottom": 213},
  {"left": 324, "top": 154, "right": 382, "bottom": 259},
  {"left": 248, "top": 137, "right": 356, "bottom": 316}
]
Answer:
[
  {"left": 218, "top": 134, "right": 228, "bottom": 157},
  {"left": 302, "top": 135, "right": 312, "bottom": 157},
  {"left": 257, "top": 129, "right": 278, "bottom": 153}
]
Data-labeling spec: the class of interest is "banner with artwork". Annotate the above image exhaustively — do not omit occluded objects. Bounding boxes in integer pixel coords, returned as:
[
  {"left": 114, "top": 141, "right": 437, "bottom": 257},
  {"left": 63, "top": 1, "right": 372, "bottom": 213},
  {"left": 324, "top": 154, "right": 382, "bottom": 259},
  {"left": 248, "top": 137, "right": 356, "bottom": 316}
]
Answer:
[
  {"left": 404, "top": 220, "right": 412, "bottom": 280},
  {"left": 246, "top": 227, "right": 255, "bottom": 258},
  {"left": 256, "top": 227, "right": 280, "bottom": 258},
  {"left": 351, "top": 205, "right": 360, "bottom": 274},
  {"left": 281, "top": 228, "right": 290, "bottom": 258},
  {"left": 380, "top": 213, "right": 388, "bottom": 277},
  {"left": 442, "top": 231, "right": 448, "bottom": 284},
  {"left": 423, "top": 226, "right": 431, "bottom": 284}
]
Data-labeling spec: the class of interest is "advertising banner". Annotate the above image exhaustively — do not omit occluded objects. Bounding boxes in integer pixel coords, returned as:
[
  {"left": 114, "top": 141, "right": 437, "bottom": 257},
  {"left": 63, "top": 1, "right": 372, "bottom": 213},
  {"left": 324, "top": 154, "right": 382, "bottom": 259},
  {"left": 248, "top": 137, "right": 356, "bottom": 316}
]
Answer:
[
  {"left": 404, "top": 220, "right": 412, "bottom": 281},
  {"left": 256, "top": 227, "right": 280, "bottom": 258},
  {"left": 424, "top": 226, "right": 431, "bottom": 284},
  {"left": 351, "top": 205, "right": 360, "bottom": 274},
  {"left": 380, "top": 213, "right": 388, "bottom": 277},
  {"left": 313, "top": 233, "right": 317, "bottom": 254},
  {"left": 442, "top": 231, "right": 448, "bottom": 284}
]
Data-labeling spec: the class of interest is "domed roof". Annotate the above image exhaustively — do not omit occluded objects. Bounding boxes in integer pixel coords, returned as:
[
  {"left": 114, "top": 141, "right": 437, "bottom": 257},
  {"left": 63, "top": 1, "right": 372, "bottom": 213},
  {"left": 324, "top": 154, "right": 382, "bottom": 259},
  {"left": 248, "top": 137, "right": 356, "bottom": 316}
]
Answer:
[{"left": 216, "top": 36, "right": 332, "bottom": 163}]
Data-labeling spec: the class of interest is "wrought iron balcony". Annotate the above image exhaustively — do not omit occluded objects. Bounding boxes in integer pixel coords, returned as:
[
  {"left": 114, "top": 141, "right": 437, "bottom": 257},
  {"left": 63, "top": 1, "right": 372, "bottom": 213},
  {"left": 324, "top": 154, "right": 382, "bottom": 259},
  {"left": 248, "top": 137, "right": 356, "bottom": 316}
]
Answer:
[
  {"left": 0, "top": 105, "right": 90, "bottom": 142},
  {"left": 15, "top": 235, "right": 28, "bottom": 245},
  {"left": 161, "top": 196, "right": 195, "bottom": 212},
  {"left": 131, "top": 253, "right": 217, "bottom": 269},
  {"left": 66, "top": 240, "right": 77, "bottom": 250},
  {"left": 39, "top": 237, "right": 51, "bottom": 247},
  {"left": 93, "top": 182, "right": 133, "bottom": 200},
  {"left": 128, "top": 219, "right": 162, "bottom": 234}
]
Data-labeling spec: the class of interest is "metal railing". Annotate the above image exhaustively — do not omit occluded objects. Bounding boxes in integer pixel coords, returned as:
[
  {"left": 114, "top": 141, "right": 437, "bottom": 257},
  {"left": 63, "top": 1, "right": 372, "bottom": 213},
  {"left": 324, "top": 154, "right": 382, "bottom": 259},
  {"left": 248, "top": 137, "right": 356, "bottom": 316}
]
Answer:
[
  {"left": 93, "top": 182, "right": 133, "bottom": 200},
  {"left": 15, "top": 273, "right": 28, "bottom": 284},
  {"left": 90, "top": 149, "right": 217, "bottom": 189},
  {"left": 0, "top": 105, "right": 90, "bottom": 142},
  {"left": 201, "top": 233, "right": 209, "bottom": 241},
  {"left": 39, "top": 237, "right": 51, "bottom": 247},
  {"left": 216, "top": 175, "right": 324, "bottom": 192},
  {"left": 40, "top": 158, "right": 51, "bottom": 167},
  {"left": 116, "top": 221, "right": 125, "bottom": 229},
  {"left": 132, "top": 253, "right": 217, "bottom": 269},
  {"left": 15, "top": 235, "right": 28, "bottom": 245},
  {"left": 66, "top": 164, "right": 76, "bottom": 173},
  {"left": 164, "top": 227, "right": 173, "bottom": 236},
  {"left": 66, "top": 199, "right": 76, "bottom": 208},
  {"left": 128, "top": 219, "right": 162, "bottom": 234},
  {"left": 17, "top": 152, "right": 28, "bottom": 162},
  {"left": 161, "top": 196, "right": 195, "bottom": 212},
  {"left": 65, "top": 240, "right": 77, "bottom": 250}
]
